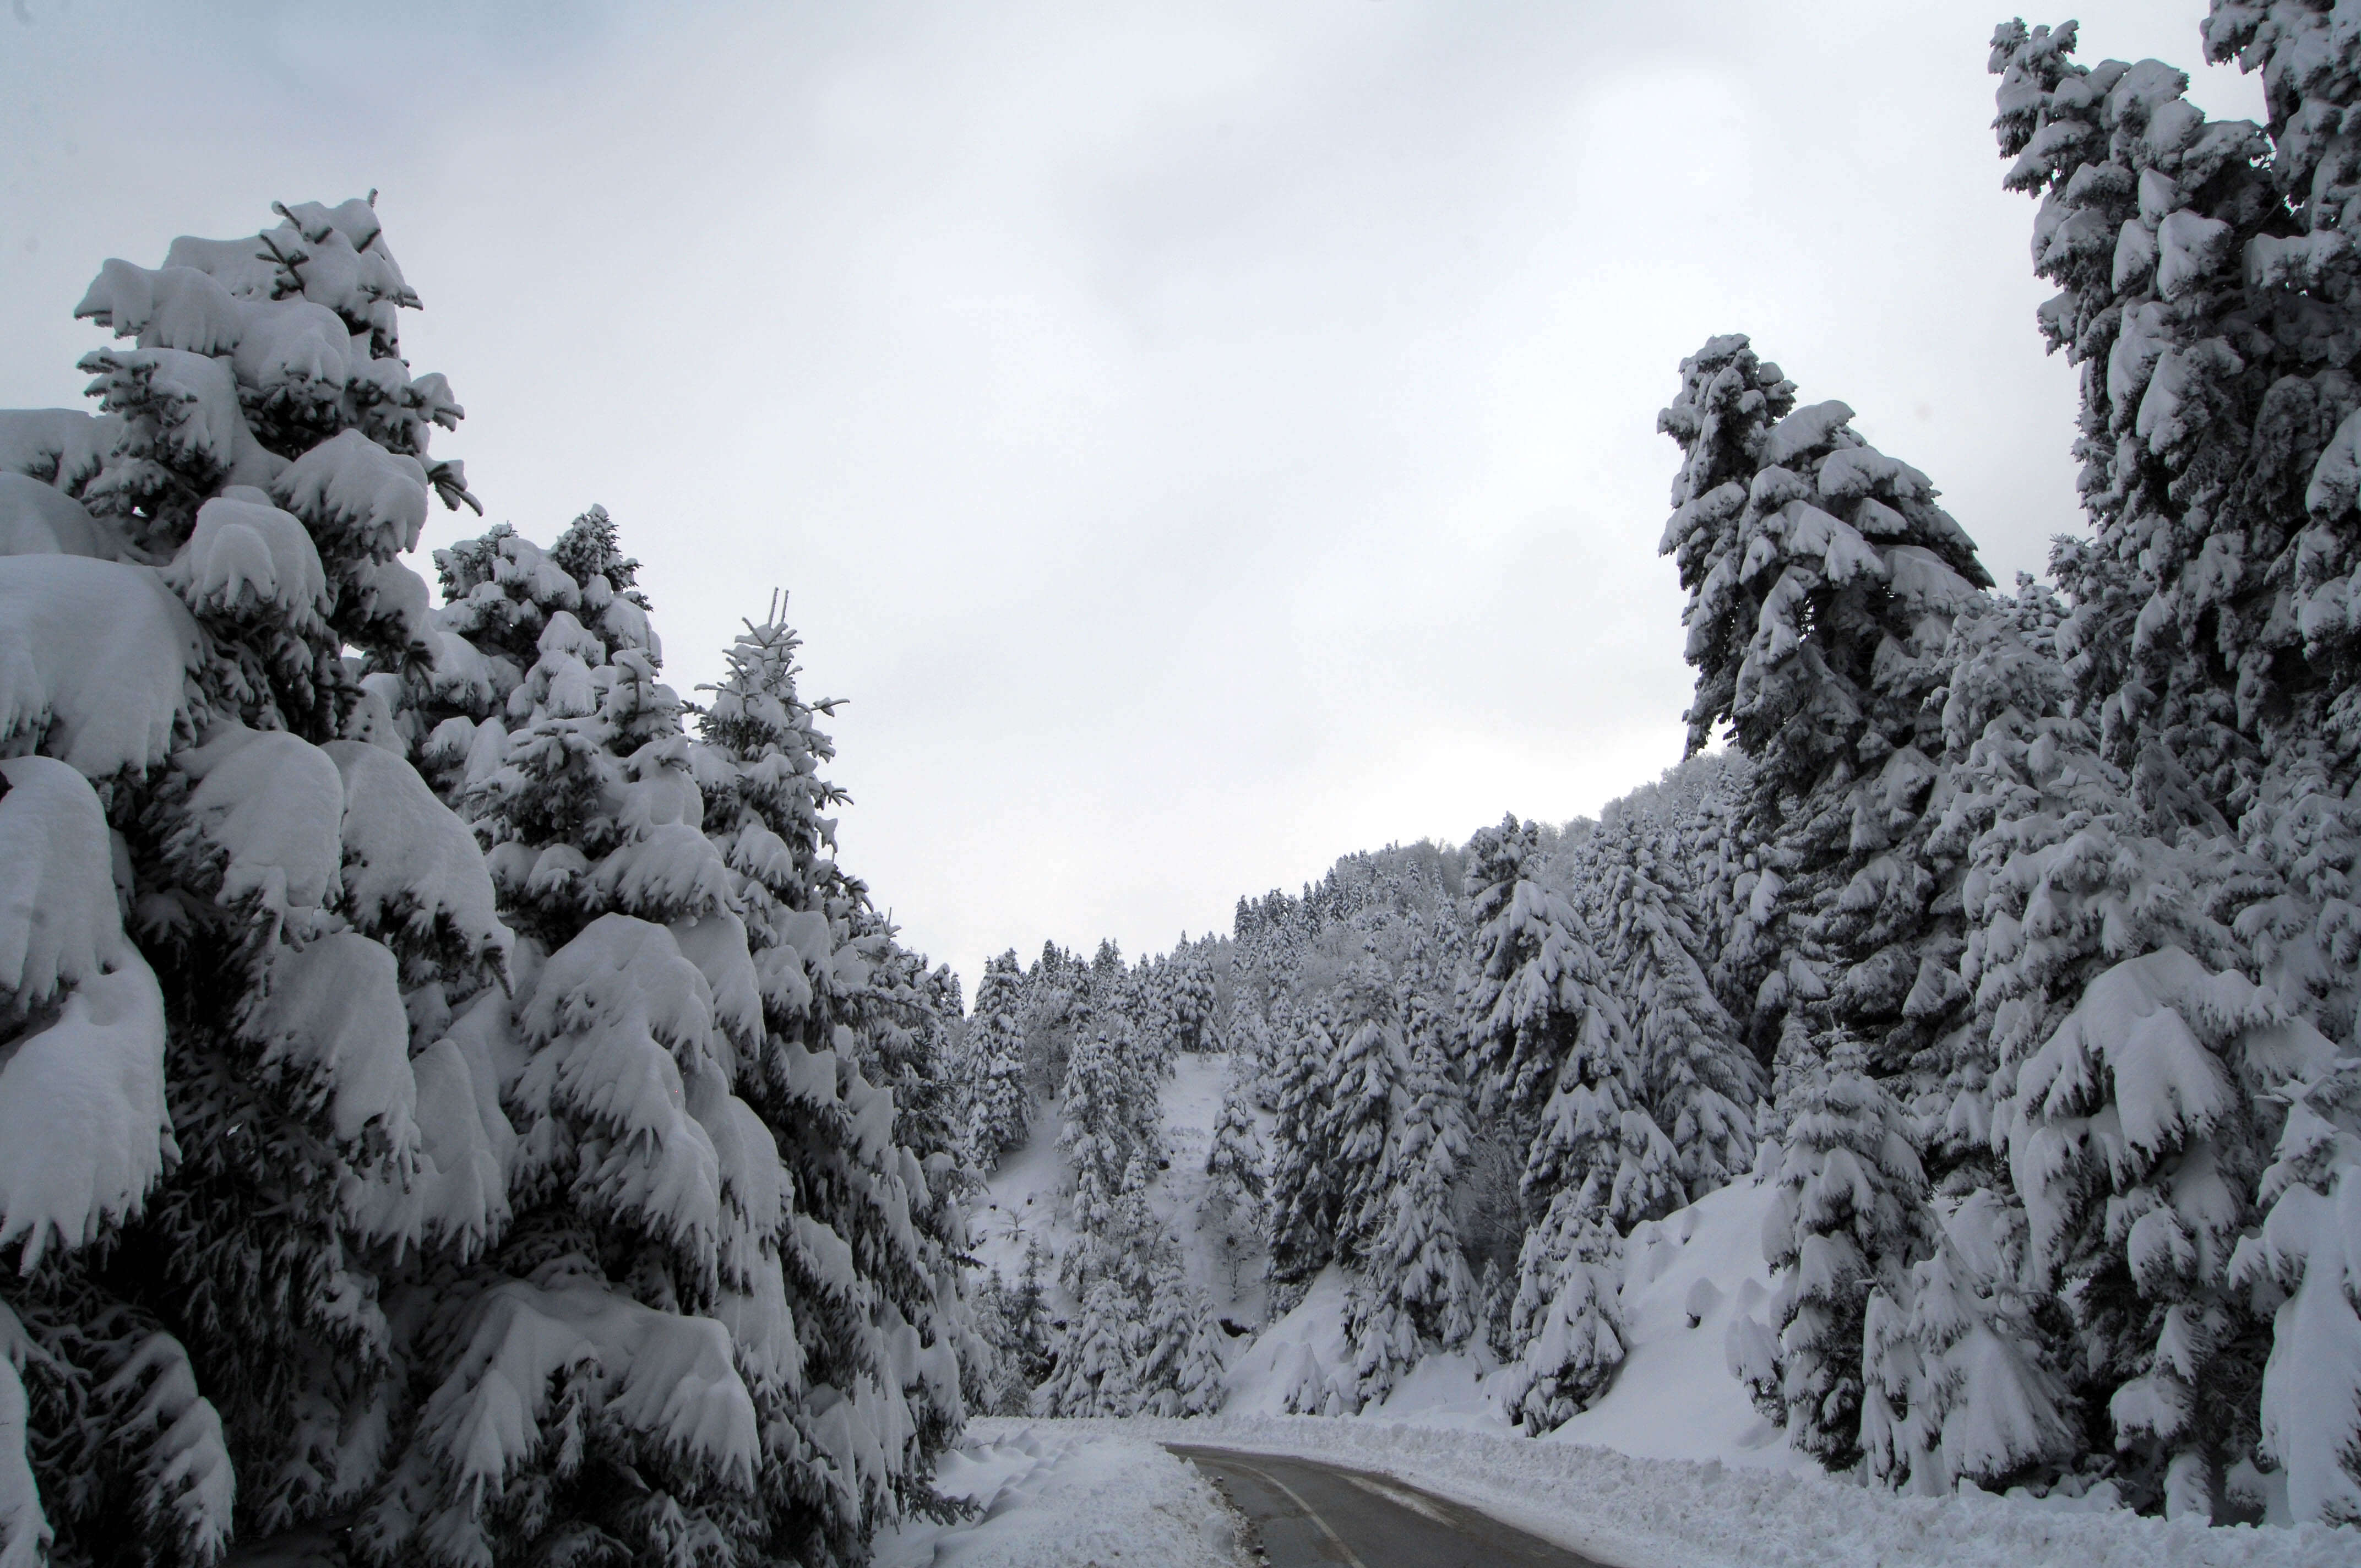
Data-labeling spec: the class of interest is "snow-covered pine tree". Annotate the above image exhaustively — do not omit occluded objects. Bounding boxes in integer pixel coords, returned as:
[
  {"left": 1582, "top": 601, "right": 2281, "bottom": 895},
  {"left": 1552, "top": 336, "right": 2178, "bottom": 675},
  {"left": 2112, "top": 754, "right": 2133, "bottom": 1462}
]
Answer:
[
  {"left": 1459, "top": 815, "right": 1663, "bottom": 1428},
  {"left": 1343, "top": 960, "right": 1476, "bottom": 1406},
  {"left": 1978, "top": 20, "right": 2361, "bottom": 1508},
  {"left": 1018, "top": 941, "right": 1087, "bottom": 1101},
  {"left": 837, "top": 917, "right": 973, "bottom": 1253},
  {"left": 1133, "top": 1254, "right": 1228, "bottom": 1418},
  {"left": 2011, "top": 944, "right": 2335, "bottom": 1518},
  {"left": 1058, "top": 1012, "right": 1146, "bottom": 1238},
  {"left": 1498, "top": 1189, "right": 1626, "bottom": 1435},
  {"left": 1592, "top": 815, "right": 1761, "bottom": 1196},
  {"left": 1030, "top": 1277, "right": 1139, "bottom": 1418},
  {"left": 379, "top": 533, "right": 970, "bottom": 1563},
  {"left": 0, "top": 198, "right": 517, "bottom": 1567},
  {"left": 966, "top": 1268, "right": 1025, "bottom": 1418},
  {"left": 1921, "top": 574, "right": 2345, "bottom": 1515},
  {"left": 966, "top": 950, "right": 1033, "bottom": 1167},
  {"left": 1087, "top": 938, "right": 1129, "bottom": 1025},
  {"left": 687, "top": 592, "right": 974, "bottom": 1555},
  {"left": 1173, "top": 941, "right": 1220, "bottom": 1053},
  {"left": 1457, "top": 814, "right": 1634, "bottom": 1141},
  {"left": 1656, "top": 334, "right": 1993, "bottom": 1096},
  {"left": 1760, "top": 1038, "right": 1933, "bottom": 1472},
  {"left": 1324, "top": 958, "right": 1407, "bottom": 1271},
  {"left": 2231, "top": 1056, "right": 2361, "bottom": 1525},
  {"left": 1862, "top": 1188, "right": 2077, "bottom": 1496},
  {"left": 355, "top": 513, "right": 792, "bottom": 1565},
  {"left": 1919, "top": 584, "right": 2100, "bottom": 1184},
  {"left": 1132, "top": 952, "right": 1178, "bottom": 1064},
  {"left": 1204, "top": 1055, "right": 1267, "bottom": 1232},
  {"left": 1990, "top": 15, "right": 2343, "bottom": 807},
  {"left": 1505, "top": 952, "right": 1679, "bottom": 1228},
  {"left": 1263, "top": 995, "right": 1345, "bottom": 1302},
  {"left": 1007, "top": 1240, "right": 1056, "bottom": 1398}
]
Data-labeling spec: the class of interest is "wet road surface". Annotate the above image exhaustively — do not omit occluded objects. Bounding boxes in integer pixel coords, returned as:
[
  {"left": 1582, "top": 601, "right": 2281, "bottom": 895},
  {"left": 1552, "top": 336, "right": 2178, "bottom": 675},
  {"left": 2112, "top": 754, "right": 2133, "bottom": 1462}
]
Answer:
[{"left": 1169, "top": 1446, "right": 1611, "bottom": 1568}]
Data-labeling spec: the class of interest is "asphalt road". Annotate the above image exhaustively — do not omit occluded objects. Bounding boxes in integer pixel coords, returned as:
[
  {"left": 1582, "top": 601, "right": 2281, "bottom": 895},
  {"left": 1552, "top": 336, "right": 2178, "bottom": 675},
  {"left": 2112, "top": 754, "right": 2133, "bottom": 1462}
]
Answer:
[{"left": 1169, "top": 1446, "right": 1610, "bottom": 1568}]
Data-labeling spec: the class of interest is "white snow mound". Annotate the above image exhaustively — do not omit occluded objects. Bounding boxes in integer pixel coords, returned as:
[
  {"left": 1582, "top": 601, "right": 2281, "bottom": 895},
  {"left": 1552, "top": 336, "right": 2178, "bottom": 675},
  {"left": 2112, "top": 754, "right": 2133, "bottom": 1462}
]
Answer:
[{"left": 875, "top": 1423, "right": 1247, "bottom": 1568}]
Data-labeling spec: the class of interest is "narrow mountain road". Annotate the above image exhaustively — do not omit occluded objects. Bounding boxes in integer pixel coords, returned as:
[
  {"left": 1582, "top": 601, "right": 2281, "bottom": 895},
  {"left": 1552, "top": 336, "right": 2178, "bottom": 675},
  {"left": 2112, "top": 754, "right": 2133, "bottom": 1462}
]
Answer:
[{"left": 1169, "top": 1446, "right": 1611, "bottom": 1568}]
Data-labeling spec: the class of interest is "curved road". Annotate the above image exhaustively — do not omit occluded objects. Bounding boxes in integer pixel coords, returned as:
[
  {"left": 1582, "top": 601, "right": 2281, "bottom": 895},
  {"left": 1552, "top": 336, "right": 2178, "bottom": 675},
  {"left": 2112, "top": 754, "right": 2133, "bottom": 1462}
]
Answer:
[{"left": 1169, "top": 1446, "right": 1609, "bottom": 1568}]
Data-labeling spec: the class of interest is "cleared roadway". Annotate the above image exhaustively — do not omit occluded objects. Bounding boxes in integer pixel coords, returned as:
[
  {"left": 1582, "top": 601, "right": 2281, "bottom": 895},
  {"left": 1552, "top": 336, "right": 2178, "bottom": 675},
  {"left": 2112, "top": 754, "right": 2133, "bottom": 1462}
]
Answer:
[{"left": 1169, "top": 1446, "right": 1609, "bottom": 1568}]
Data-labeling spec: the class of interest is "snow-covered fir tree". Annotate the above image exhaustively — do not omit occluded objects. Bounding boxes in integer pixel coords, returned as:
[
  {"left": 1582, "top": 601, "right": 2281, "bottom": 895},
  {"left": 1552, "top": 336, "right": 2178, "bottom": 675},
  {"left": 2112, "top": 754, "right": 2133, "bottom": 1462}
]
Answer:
[
  {"left": 2232, "top": 1057, "right": 2361, "bottom": 1524},
  {"left": 1498, "top": 1189, "right": 1626, "bottom": 1435},
  {"left": 964, "top": 949, "right": 1033, "bottom": 1167},
  {"left": 1058, "top": 1012, "right": 1151, "bottom": 1238},
  {"left": 1263, "top": 994, "right": 1345, "bottom": 1304},
  {"left": 1458, "top": 815, "right": 1631, "bottom": 1137},
  {"left": 1343, "top": 956, "right": 1477, "bottom": 1406},
  {"left": 1657, "top": 333, "right": 1993, "bottom": 1100},
  {"left": 1456, "top": 815, "right": 1666, "bottom": 1429},
  {"left": 1204, "top": 1052, "right": 1267, "bottom": 1260},
  {"left": 686, "top": 590, "right": 977, "bottom": 1555},
  {"left": 1030, "top": 1276, "right": 1138, "bottom": 1419},
  {"left": 1591, "top": 815, "right": 1760, "bottom": 1196},
  {"left": 1862, "top": 1188, "right": 2077, "bottom": 1496},
  {"left": 1963, "top": 18, "right": 2361, "bottom": 1500},
  {"left": 0, "top": 197, "right": 530, "bottom": 1567},
  {"left": 1757, "top": 1038, "right": 1932, "bottom": 1472}
]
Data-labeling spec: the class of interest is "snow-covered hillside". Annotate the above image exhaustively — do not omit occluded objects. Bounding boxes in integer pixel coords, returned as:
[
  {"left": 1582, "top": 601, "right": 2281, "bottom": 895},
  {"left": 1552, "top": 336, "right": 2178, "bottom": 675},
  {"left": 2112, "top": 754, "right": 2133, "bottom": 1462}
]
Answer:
[{"left": 984, "top": 1045, "right": 1811, "bottom": 1472}]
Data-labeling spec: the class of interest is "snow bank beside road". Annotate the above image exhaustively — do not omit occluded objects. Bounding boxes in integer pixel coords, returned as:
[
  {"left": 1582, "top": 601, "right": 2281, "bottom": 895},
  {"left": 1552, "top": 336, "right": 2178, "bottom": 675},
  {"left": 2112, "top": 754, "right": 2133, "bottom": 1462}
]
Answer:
[
  {"left": 1036, "top": 1414, "right": 2358, "bottom": 1568},
  {"left": 877, "top": 1424, "right": 1247, "bottom": 1567}
]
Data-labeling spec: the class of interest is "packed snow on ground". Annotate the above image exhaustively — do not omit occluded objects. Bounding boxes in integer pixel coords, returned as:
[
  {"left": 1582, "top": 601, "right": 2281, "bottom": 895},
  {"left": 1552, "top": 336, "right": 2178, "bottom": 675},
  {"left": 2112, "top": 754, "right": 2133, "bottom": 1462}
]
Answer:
[
  {"left": 874, "top": 1422, "right": 1245, "bottom": 1568},
  {"left": 1051, "top": 1413, "right": 2356, "bottom": 1568}
]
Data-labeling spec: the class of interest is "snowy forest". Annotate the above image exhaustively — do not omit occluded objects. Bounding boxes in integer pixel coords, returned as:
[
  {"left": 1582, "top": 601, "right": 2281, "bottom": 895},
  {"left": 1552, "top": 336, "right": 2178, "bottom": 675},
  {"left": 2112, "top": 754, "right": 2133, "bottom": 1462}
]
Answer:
[{"left": 4, "top": 3, "right": 2361, "bottom": 1565}]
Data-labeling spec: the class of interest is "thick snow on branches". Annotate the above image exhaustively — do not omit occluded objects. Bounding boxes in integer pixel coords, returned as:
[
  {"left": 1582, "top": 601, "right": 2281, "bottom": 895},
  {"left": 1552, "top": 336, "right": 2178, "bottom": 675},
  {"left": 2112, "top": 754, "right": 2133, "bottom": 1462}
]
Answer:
[{"left": 0, "top": 200, "right": 973, "bottom": 1568}]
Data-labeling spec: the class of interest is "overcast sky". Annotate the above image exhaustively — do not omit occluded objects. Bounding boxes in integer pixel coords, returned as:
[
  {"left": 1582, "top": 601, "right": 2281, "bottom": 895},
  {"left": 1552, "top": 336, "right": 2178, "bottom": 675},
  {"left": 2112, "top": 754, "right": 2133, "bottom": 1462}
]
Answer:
[{"left": 0, "top": 1, "right": 2265, "bottom": 993}]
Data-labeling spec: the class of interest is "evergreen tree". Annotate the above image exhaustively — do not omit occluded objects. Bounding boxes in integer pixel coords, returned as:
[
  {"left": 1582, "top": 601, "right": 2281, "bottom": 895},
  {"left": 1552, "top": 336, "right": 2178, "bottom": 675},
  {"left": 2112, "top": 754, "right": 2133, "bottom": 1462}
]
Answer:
[
  {"left": 2010, "top": 947, "right": 2333, "bottom": 1517},
  {"left": 1593, "top": 816, "right": 1761, "bottom": 1195},
  {"left": 965, "top": 949, "right": 1032, "bottom": 1167},
  {"left": 1760, "top": 1040, "right": 1933, "bottom": 1472},
  {"left": 1058, "top": 1013, "right": 1149, "bottom": 1237},
  {"left": 970, "top": 1244, "right": 1058, "bottom": 1418},
  {"left": 1134, "top": 1258, "right": 1228, "bottom": 1418},
  {"left": 1498, "top": 1190, "right": 1626, "bottom": 1436},
  {"left": 2231, "top": 1057, "right": 2361, "bottom": 1525},
  {"left": 361, "top": 515, "right": 785, "bottom": 1565},
  {"left": 1204, "top": 1057, "right": 1267, "bottom": 1245},
  {"left": 1456, "top": 819, "right": 1662, "bottom": 1426},
  {"left": 1990, "top": 14, "right": 2358, "bottom": 803},
  {"left": 689, "top": 596, "right": 976, "bottom": 1556},
  {"left": 1343, "top": 968, "right": 1476, "bottom": 1406},
  {"left": 1457, "top": 814, "right": 1634, "bottom": 1145},
  {"left": 0, "top": 198, "right": 509, "bottom": 1566},
  {"left": 1862, "top": 1190, "right": 2077, "bottom": 1496},
  {"left": 1168, "top": 943, "right": 1219, "bottom": 1054},
  {"left": 1018, "top": 943, "right": 1086, "bottom": 1102},
  {"left": 1030, "top": 1277, "right": 1139, "bottom": 1418},
  {"left": 1263, "top": 997, "right": 1345, "bottom": 1298},
  {"left": 1325, "top": 960, "right": 1407, "bottom": 1268},
  {"left": 1659, "top": 334, "right": 1993, "bottom": 1085}
]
